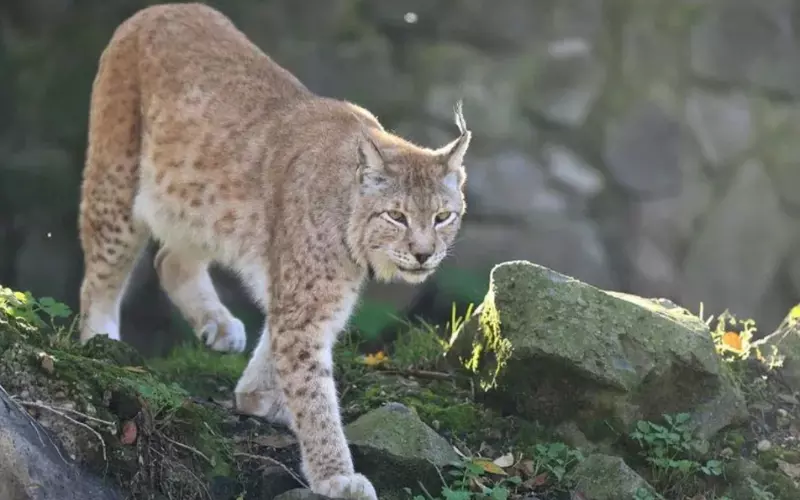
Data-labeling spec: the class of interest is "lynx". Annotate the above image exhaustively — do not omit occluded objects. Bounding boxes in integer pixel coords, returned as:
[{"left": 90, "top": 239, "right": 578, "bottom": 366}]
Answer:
[{"left": 78, "top": 3, "right": 471, "bottom": 498}]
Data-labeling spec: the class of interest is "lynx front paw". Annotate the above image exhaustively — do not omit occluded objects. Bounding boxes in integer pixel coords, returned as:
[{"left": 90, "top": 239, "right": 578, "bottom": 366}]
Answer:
[
  {"left": 198, "top": 314, "right": 247, "bottom": 353},
  {"left": 314, "top": 473, "right": 377, "bottom": 500},
  {"left": 234, "top": 389, "right": 292, "bottom": 426}
]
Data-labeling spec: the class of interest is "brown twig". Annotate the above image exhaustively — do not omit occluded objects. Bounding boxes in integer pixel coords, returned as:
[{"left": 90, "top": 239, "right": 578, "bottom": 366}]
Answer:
[
  {"left": 17, "top": 400, "right": 115, "bottom": 427},
  {"left": 234, "top": 452, "right": 309, "bottom": 488},
  {"left": 0, "top": 383, "right": 63, "bottom": 462},
  {"left": 16, "top": 399, "right": 108, "bottom": 470},
  {"left": 157, "top": 432, "right": 213, "bottom": 466}
]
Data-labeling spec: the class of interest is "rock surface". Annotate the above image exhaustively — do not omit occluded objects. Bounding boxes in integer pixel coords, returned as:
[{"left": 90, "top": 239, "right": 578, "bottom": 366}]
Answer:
[
  {"left": 449, "top": 260, "right": 748, "bottom": 444},
  {"left": 569, "top": 454, "right": 662, "bottom": 500},
  {"left": 345, "top": 402, "right": 459, "bottom": 497},
  {"left": 0, "top": 389, "right": 122, "bottom": 500}
]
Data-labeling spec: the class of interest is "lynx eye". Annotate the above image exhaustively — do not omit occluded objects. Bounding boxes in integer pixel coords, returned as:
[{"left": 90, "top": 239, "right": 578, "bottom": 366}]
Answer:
[
  {"left": 434, "top": 211, "right": 454, "bottom": 225},
  {"left": 384, "top": 210, "right": 408, "bottom": 225}
]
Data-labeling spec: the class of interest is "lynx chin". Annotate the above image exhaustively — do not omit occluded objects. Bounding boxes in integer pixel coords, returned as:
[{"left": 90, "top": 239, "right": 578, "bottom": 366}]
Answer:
[{"left": 77, "top": 3, "right": 471, "bottom": 498}]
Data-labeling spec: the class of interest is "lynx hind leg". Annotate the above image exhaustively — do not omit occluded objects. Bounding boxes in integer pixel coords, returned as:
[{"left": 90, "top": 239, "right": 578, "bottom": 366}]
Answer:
[
  {"left": 260, "top": 278, "right": 377, "bottom": 499},
  {"left": 78, "top": 29, "right": 147, "bottom": 344},
  {"left": 154, "top": 247, "right": 247, "bottom": 353},
  {"left": 234, "top": 325, "right": 292, "bottom": 425},
  {"left": 79, "top": 195, "right": 148, "bottom": 344}
]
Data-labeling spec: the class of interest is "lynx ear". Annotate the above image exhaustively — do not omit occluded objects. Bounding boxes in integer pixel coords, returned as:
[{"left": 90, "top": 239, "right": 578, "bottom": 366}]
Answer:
[
  {"left": 356, "top": 134, "right": 387, "bottom": 187},
  {"left": 437, "top": 100, "right": 471, "bottom": 190}
]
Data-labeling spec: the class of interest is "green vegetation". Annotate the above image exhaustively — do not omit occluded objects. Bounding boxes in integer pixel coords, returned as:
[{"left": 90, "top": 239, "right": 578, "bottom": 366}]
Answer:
[
  {"left": 629, "top": 413, "right": 724, "bottom": 496},
  {"left": 3, "top": 285, "right": 800, "bottom": 499}
]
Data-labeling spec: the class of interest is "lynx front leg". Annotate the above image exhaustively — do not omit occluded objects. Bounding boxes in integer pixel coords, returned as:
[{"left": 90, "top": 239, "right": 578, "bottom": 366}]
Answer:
[{"left": 252, "top": 276, "right": 376, "bottom": 500}]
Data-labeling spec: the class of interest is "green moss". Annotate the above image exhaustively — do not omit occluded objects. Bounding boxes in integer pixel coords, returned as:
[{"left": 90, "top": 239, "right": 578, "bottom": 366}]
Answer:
[
  {"left": 392, "top": 323, "right": 447, "bottom": 371},
  {"left": 339, "top": 367, "right": 554, "bottom": 455},
  {"left": 722, "top": 429, "right": 747, "bottom": 453},
  {"left": 756, "top": 447, "right": 800, "bottom": 470},
  {"left": 147, "top": 342, "right": 248, "bottom": 398},
  {"left": 0, "top": 306, "right": 238, "bottom": 498},
  {"left": 727, "top": 458, "right": 800, "bottom": 500}
]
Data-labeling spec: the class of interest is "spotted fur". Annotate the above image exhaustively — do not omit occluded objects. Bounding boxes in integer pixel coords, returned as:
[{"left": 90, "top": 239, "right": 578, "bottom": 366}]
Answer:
[{"left": 78, "top": 4, "right": 471, "bottom": 498}]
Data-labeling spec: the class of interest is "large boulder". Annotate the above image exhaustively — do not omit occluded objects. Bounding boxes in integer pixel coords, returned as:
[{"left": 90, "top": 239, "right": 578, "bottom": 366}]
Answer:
[{"left": 447, "top": 260, "right": 747, "bottom": 445}]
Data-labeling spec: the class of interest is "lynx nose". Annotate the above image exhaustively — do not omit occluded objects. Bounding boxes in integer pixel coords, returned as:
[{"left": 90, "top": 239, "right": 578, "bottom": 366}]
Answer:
[{"left": 412, "top": 252, "right": 432, "bottom": 265}]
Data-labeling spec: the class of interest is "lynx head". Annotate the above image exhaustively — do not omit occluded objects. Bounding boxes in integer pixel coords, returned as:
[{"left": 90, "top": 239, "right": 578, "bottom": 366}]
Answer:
[{"left": 350, "top": 102, "right": 471, "bottom": 284}]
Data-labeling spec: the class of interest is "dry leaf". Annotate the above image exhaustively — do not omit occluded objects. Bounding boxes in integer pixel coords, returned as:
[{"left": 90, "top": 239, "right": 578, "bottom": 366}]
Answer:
[
  {"left": 120, "top": 420, "right": 137, "bottom": 445},
  {"left": 493, "top": 452, "right": 515, "bottom": 468},
  {"left": 531, "top": 472, "right": 548, "bottom": 486},
  {"left": 471, "top": 458, "right": 507, "bottom": 476},
  {"left": 362, "top": 351, "right": 389, "bottom": 366},
  {"left": 517, "top": 459, "right": 536, "bottom": 477},
  {"left": 777, "top": 459, "right": 800, "bottom": 479},
  {"left": 38, "top": 352, "right": 55, "bottom": 374},
  {"left": 721, "top": 332, "right": 743, "bottom": 351},
  {"left": 470, "top": 476, "right": 487, "bottom": 491}
]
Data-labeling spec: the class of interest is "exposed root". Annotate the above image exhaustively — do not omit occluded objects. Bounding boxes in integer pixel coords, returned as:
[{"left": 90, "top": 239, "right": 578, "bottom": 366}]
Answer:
[
  {"left": 15, "top": 398, "right": 110, "bottom": 471},
  {"left": 158, "top": 431, "right": 213, "bottom": 466},
  {"left": 234, "top": 451, "right": 310, "bottom": 488}
]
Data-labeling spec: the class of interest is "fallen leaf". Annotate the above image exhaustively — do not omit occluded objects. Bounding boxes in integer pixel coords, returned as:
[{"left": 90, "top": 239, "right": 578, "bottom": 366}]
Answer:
[
  {"left": 362, "top": 351, "right": 389, "bottom": 366},
  {"left": 777, "top": 459, "right": 800, "bottom": 479},
  {"left": 120, "top": 420, "right": 137, "bottom": 445},
  {"left": 778, "top": 393, "right": 800, "bottom": 405},
  {"left": 493, "top": 452, "right": 515, "bottom": 468},
  {"left": 471, "top": 458, "right": 507, "bottom": 476},
  {"left": 38, "top": 352, "right": 55, "bottom": 374},
  {"left": 531, "top": 472, "right": 548, "bottom": 486},
  {"left": 517, "top": 459, "right": 536, "bottom": 477},
  {"left": 721, "top": 332, "right": 743, "bottom": 351}
]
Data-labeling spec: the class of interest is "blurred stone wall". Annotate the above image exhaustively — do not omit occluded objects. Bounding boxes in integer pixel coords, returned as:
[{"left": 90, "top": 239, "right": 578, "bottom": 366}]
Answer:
[{"left": 2, "top": 0, "right": 800, "bottom": 347}]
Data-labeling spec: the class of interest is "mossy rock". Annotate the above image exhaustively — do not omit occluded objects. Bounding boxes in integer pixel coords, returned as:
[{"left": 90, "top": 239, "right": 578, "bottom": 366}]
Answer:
[
  {"left": 447, "top": 260, "right": 748, "bottom": 444},
  {"left": 725, "top": 457, "right": 800, "bottom": 500},
  {"left": 568, "top": 454, "right": 663, "bottom": 500},
  {"left": 345, "top": 402, "right": 459, "bottom": 498}
]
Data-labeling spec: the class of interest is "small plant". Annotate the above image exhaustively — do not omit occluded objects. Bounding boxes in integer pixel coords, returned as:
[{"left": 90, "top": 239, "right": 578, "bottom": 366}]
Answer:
[
  {"left": 0, "top": 286, "right": 72, "bottom": 328},
  {"left": 531, "top": 442, "right": 584, "bottom": 483},
  {"left": 634, "top": 487, "right": 658, "bottom": 500},
  {"left": 392, "top": 321, "right": 447, "bottom": 370},
  {"left": 405, "top": 443, "right": 584, "bottom": 500},
  {"left": 707, "top": 309, "right": 758, "bottom": 362},
  {"left": 746, "top": 477, "right": 776, "bottom": 500},
  {"left": 405, "top": 456, "right": 522, "bottom": 500},
  {"left": 630, "top": 413, "right": 724, "bottom": 495}
]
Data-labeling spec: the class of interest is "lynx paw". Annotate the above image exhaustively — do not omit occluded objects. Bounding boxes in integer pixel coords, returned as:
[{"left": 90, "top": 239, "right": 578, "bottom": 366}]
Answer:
[
  {"left": 234, "top": 389, "right": 292, "bottom": 426},
  {"left": 198, "top": 314, "right": 247, "bottom": 353},
  {"left": 314, "top": 474, "right": 377, "bottom": 500}
]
